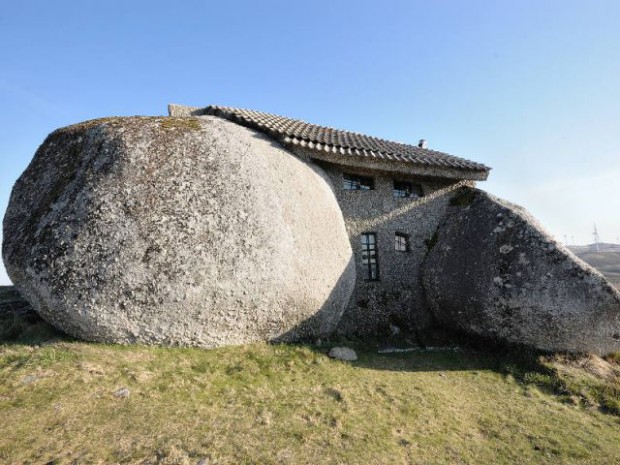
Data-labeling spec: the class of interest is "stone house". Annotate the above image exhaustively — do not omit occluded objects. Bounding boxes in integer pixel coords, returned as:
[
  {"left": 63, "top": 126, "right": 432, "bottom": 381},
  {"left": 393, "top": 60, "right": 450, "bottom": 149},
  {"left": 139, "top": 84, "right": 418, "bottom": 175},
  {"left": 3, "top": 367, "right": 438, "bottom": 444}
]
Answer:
[
  {"left": 169, "top": 105, "right": 491, "bottom": 337},
  {"left": 6, "top": 105, "right": 619, "bottom": 353}
]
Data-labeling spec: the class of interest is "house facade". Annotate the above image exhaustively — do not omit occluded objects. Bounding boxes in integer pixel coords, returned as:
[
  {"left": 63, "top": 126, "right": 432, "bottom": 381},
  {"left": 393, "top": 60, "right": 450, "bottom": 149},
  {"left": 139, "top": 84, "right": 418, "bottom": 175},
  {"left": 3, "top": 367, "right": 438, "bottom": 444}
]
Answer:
[{"left": 168, "top": 104, "right": 491, "bottom": 337}]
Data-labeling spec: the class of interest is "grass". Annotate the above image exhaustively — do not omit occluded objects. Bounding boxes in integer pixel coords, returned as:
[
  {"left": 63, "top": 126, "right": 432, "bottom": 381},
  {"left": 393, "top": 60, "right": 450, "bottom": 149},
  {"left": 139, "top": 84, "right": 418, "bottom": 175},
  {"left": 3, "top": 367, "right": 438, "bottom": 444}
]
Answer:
[{"left": 2, "top": 288, "right": 620, "bottom": 464}]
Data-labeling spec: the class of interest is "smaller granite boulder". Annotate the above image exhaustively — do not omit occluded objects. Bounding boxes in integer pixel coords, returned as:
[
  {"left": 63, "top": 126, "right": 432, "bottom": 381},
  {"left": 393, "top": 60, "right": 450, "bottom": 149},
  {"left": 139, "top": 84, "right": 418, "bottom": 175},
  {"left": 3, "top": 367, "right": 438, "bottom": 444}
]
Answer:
[{"left": 423, "top": 188, "right": 620, "bottom": 355}]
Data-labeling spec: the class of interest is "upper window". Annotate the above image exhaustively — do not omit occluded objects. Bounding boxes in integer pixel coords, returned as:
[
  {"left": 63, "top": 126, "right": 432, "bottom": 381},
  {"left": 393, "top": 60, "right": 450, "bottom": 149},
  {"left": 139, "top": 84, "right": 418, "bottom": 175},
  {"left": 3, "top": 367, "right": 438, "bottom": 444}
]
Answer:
[
  {"left": 395, "top": 232, "right": 409, "bottom": 252},
  {"left": 344, "top": 173, "right": 374, "bottom": 191},
  {"left": 393, "top": 181, "right": 423, "bottom": 199},
  {"left": 360, "top": 232, "right": 379, "bottom": 281}
]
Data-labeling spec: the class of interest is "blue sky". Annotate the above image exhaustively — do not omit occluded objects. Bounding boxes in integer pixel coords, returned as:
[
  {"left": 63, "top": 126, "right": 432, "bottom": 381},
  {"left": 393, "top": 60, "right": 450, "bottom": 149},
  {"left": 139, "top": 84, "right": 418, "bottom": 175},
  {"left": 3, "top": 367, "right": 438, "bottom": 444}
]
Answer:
[{"left": 1, "top": 1, "right": 619, "bottom": 285}]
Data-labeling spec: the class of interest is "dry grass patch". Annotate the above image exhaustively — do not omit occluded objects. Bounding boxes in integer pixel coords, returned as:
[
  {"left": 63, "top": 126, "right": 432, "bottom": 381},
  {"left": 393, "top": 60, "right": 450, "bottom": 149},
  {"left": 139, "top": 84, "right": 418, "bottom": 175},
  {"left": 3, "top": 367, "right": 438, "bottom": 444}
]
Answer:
[{"left": 2, "top": 340, "right": 620, "bottom": 464}]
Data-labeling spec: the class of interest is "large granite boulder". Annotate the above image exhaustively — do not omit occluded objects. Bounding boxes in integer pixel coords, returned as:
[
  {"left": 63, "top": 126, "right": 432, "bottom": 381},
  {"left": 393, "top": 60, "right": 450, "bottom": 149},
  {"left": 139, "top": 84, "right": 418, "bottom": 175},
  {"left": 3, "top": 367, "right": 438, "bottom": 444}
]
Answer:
[
  {"left": 423, "top": 188, "right": 620, "bottom": 354},
  {"left": 3, "top": 116, "right": 355, "bottom": 347}
]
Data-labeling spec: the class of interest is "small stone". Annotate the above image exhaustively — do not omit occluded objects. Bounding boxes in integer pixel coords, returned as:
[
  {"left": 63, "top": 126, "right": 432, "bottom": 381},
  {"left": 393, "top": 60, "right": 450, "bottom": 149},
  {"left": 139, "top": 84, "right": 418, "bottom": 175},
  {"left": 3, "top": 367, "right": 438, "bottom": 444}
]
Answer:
[
  {"left": 113, "top": 387, "right": 130, "bottom": 399},
  {"left": 21, "top": 374, "right": 39, "bottom": 385},
  {"left": 328, "top": 347, "right": 357, "bottom": 361}
]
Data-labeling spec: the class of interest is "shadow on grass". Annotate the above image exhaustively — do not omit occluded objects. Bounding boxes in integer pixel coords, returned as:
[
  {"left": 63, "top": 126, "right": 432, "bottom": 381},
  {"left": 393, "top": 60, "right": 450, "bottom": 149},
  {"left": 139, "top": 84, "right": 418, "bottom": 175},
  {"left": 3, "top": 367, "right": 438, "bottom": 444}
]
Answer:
[
  {"left": 0, "top": 286, "right": 70, "bottom": 345},
  {"left": 292, "top": 323, "right": 548, "bottom": 377},
  {"left": 341, "top": 333, "right": 620, "bottom": 417}
]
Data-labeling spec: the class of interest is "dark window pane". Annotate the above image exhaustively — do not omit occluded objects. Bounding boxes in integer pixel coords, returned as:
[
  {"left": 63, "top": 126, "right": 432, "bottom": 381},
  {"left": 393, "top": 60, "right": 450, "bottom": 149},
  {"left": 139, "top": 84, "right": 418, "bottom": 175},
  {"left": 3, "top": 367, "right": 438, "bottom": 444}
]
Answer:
[
  {"left": 360, "top": 233, "right": 379, "bottom": 281},
  {"left": 393, "top": 181, "right": 424, "bottom": 199},
  {"left": 395, "top": 233, "right": 409, "bottom": 251},
  {"left": 344, "top": 174, "right": 374, "bottom": 191}
]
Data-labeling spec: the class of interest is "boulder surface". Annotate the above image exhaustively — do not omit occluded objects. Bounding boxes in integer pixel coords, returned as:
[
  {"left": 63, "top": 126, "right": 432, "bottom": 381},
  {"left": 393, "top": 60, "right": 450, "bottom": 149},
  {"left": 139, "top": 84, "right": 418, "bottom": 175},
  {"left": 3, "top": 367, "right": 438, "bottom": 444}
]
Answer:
[
  {"left": 3, "top": 116, "right": 355, "bottom": 347},
  {"left": 423, "top": 188, "right": 620, "bottom": 354}
]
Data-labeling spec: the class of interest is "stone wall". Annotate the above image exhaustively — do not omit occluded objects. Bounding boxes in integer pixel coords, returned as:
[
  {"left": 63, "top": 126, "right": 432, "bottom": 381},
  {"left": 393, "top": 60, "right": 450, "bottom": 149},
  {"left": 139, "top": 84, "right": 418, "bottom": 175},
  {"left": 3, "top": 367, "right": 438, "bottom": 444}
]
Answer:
[{"left": 289, "top": 150, "right": 473, "bottom": 337}]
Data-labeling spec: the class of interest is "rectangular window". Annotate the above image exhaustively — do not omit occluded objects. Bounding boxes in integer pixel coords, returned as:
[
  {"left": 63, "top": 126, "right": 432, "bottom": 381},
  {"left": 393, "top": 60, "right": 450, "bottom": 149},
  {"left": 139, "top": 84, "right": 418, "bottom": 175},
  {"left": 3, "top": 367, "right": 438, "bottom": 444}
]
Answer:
[
  {"left": 344, "top": 173, "right": 374, "bottom": 191},
  {"left": 361, "top": 233, "right": 379, "bottom": 281},
  {"left": 393, "top": 181, "right": 423, "bottom": 199},
  {"left": 395, "top": 232, "right": 409, "bottom": 252}
]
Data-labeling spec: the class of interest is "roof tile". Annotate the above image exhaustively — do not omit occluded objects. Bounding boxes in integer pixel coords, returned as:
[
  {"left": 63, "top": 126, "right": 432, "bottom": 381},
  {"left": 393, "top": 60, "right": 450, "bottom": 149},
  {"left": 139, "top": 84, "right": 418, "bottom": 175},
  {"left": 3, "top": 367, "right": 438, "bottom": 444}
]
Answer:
[{"left": 200, "top": 105, "right": 490, "bottom": 174}]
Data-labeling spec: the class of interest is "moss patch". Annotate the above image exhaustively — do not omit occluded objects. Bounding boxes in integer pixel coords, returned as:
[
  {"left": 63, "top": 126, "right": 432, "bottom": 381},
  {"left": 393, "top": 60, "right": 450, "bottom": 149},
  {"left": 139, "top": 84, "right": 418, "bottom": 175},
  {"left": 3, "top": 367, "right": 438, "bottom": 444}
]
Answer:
[
  {"left": 52, "top": 117, "right": 125, "bottom": 136},
  {"left": 160, "top": 117, "right": 202, "bottom": 131},
  {"left": 449, "top": 188, "right": 477, "bottom": 207}
]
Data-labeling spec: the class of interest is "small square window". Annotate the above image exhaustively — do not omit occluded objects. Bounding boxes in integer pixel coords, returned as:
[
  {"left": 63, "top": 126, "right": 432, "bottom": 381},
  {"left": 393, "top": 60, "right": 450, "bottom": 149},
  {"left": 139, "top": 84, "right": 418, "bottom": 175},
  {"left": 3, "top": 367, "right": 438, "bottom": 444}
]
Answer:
[
  {"left": 393, "top": 181, "right": 423, "bottom": 199},
  {"left": 395, "top": 232, "right": 409, "bottom": 252},
  {"left": 344, "top": 173, "right": 374, "bottom": 191}
]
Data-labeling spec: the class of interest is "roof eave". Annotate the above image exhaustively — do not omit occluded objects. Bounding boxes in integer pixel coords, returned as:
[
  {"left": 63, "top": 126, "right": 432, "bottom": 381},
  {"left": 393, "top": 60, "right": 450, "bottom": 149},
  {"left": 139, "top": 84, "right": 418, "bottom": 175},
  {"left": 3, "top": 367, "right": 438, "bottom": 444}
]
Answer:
[{"left": 289, "top": 146, "right": 490, "bottom": 182}]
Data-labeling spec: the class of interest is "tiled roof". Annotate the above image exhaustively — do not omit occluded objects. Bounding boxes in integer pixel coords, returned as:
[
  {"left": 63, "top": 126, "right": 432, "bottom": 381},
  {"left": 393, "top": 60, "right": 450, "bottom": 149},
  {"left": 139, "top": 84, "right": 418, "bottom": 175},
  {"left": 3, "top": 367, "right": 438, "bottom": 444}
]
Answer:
[{"left": 190, "top": 105, "right": 490, "bottom": 176}]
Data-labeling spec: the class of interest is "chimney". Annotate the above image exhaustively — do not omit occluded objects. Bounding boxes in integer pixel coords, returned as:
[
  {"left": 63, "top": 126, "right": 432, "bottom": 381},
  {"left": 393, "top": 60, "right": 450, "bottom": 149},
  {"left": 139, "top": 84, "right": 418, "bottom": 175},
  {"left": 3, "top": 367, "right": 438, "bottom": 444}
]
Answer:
[{"left": 418, "top": 139, "right": 427, "bottom": 149}]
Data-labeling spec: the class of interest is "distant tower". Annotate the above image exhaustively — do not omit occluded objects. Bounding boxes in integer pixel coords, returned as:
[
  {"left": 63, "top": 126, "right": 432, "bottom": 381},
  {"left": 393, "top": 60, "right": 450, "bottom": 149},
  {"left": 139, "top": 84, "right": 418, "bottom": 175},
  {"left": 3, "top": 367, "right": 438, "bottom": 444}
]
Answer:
[{"left": 593, "top": 223, "right": 601, "bottom": 251}]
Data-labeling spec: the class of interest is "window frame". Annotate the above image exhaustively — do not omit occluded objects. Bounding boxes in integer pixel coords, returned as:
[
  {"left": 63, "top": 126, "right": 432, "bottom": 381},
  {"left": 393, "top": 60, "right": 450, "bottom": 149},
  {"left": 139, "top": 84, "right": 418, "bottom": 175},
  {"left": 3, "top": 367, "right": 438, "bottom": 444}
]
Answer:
[
  {"left": 360, "top": 232, "right": 380, "bottom": 281},
  {"left": 392, "top": 180, "right": 423, "bottom": 199},
  {"left": 394, "top": 232, "right": 409, "bottom": 252},
  {"left": 343, "top": 173, "right": 375, "bottom": 191}
]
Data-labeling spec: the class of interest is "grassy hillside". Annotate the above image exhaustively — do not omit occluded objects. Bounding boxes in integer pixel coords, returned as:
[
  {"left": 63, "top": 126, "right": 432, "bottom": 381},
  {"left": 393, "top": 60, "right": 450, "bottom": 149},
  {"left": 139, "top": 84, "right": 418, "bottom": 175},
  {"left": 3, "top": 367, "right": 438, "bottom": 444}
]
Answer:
[
  {"left": 2, "top": 288, "right": 620, "bottom": 464},
  {"left": 569, "top": 248, "right": 620, "bottom": 288}
]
